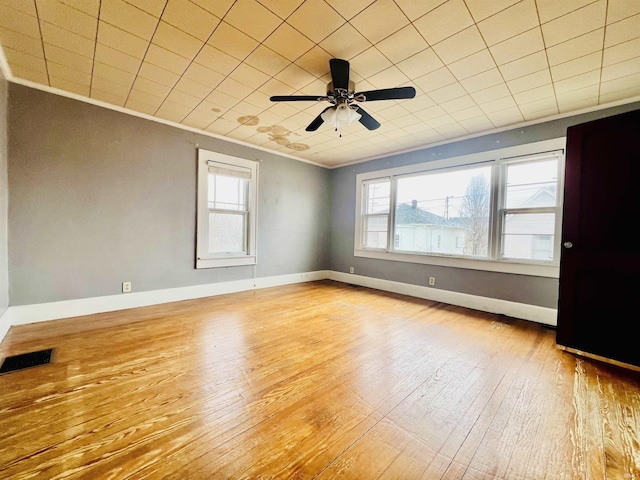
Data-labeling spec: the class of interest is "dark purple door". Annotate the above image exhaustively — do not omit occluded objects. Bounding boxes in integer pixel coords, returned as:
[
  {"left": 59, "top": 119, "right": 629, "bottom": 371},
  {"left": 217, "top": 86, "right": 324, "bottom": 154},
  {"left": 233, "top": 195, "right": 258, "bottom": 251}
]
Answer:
[{"left": 557, "top": 109, "right": 640, "bottom": 367}]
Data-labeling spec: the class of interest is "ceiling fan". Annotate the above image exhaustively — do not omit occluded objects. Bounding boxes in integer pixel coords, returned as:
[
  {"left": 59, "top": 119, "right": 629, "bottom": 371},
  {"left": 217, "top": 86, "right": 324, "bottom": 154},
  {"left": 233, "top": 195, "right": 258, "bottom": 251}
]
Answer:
[{"left": 270, "top": 58, "right": 416, "bottom": 134}]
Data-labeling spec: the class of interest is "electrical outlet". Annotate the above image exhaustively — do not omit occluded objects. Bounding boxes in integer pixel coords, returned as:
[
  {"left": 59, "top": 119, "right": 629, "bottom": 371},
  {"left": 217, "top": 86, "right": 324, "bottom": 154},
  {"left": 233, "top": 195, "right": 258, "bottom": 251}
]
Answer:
[
  {"left": 349, "top": 267, "right": 354, "bottom": 274},
  {"left": 429, "top": 277, "right": 436, "bottom": 286},
  {"left": 122, "top": 281, "right": 132, "bottom": 293}
]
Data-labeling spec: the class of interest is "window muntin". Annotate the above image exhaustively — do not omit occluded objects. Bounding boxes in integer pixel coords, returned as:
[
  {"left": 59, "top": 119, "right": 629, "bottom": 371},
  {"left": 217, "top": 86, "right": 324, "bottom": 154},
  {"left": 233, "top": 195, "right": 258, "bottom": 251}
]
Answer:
[
  {"left": 196, "top": 150, "right": 258, "bottom": 269},
  {"left": 354, "top": 139, "right": 565, "bottom": 277}
]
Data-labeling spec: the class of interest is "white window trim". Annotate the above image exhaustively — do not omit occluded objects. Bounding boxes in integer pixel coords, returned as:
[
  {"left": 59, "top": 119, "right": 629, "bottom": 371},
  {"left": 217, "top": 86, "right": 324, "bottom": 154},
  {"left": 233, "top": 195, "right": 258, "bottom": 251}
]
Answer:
[
  {"left": 196, "top": 149, "right": 258, "bottom": 269},
  {"left": 354, "top": 138, "right": 566, "bottom": 278}
]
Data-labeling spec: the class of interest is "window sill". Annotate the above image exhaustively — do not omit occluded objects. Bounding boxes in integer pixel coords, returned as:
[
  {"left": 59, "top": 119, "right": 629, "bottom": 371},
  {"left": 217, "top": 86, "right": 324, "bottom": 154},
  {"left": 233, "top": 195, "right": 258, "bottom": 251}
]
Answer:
[
  {"left": 354, "top": 249, "right": 559, "bottom": 278},
  {"left": 196, "top": 255, "right": 257, "bottom": 269}
]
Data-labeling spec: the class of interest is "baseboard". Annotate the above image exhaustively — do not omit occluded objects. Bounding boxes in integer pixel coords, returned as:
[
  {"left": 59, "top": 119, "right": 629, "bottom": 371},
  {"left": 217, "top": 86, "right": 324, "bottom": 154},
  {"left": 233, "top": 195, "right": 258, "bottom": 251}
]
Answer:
[
  {"left": 0, "top": 269, "right": 558, "bottom": 345},
  {"left": 0, "top": 307, "right": 9, "bottom": 344},
  {"left": 327, "top": 271, "right": 558, "bottom": 326},
  {"left": 2, "top": 271, "right": 330, "bottom": 330}
]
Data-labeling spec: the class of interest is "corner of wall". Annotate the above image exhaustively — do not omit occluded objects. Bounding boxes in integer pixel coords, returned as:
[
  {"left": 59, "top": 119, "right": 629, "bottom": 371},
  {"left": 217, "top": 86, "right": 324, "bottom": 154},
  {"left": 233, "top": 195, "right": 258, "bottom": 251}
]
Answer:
[{"left": 0, "top": 55, "right": 10, "bottom": 340}]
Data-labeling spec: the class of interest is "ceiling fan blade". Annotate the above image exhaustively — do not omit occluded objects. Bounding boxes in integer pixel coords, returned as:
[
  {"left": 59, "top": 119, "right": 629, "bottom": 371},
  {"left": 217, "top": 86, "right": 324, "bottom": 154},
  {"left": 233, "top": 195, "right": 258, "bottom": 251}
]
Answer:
[
  {"left": 329, "top": 58, "right": 350, "bottom": 90},
  {"left": 355, "top": 86, "right": 416, "bottom": 102},
  {"left": 270, "top": 95, "right": 324, "bottom": 102},
  {"left": 306, "top": 106, "right": 333, "bottom": 131},
  {"left": 355, "top": 106, "right": 381, "bottom": 130}
]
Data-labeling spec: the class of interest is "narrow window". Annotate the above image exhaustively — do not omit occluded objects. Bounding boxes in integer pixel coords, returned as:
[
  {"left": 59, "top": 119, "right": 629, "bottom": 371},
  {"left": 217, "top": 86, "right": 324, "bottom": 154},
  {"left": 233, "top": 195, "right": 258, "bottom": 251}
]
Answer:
[
  {"left": 500, "top": 153, "right": 560, "bottom": 262},
  {"left": 196, "top": 150, "right": 258, "bottom": 268},
  {"left": 361, "top": 179, "right": 390, "bottom": 250}
]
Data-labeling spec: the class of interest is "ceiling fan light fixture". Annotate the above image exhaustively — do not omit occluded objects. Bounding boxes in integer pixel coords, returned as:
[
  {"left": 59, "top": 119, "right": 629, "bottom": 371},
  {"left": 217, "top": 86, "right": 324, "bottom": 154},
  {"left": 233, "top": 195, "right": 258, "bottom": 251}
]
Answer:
[{"left": 321, "top": 104, "right": 361, "bottom": 132}]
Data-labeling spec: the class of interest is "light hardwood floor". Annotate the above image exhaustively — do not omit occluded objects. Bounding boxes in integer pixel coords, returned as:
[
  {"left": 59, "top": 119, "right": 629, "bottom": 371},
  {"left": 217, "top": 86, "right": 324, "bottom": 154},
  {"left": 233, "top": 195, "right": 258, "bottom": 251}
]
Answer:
[{"left": 1, "top": 280, "right": 639, "bottom": 479}]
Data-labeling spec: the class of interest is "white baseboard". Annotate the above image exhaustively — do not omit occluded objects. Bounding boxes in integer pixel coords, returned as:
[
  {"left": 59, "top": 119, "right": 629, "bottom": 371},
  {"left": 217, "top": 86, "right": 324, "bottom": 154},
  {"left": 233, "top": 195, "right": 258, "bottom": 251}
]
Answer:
[
  {"left": 327, "top": 272, "right": 558, "bottom": 326},
  {"left": 0, "top": 307, "right": 9, "bottom": 344},
  {"left": 2, "top": 271, "right": 330, "bottom": 329},
  {"left": 0, "top": 269, "right": 557, "bottom": 345}
]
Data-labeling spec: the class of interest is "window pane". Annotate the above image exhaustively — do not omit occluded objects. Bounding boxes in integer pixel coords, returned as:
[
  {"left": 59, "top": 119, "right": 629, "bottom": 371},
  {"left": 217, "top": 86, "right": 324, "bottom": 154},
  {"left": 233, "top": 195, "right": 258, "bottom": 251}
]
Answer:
[
  {"left": 363, "top": 215, "right": 388, "bottom": 249},
  {"left": 209, "top": 174, "right": 247, "bottom": 210},
  {"left": 364, "top": 180, "right": 390, "bottom": 214},
  {"left": 502, "top": 212, "right": 555, "bottom": 260},
  {"left": 505, "top": 159, "right": 557, "bottom": 208},
  {"left": 208, "top": 212, "right": 245, "bottom": 253},
  {"left": 394, "top": 167, "right": 491, "bottom": 257}
]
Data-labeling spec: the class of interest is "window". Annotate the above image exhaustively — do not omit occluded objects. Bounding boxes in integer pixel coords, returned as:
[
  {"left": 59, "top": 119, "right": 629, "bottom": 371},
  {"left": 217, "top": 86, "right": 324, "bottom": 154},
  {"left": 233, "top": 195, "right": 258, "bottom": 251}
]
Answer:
[
  {"left": 500, "top": 156, "right": 559, "bottom": 262},
  {"left": 196, "top": 149, "right": 258, "bottom": 268},
  {"left": 354, "top": 138, "right": 565, "bottom": 277},
  {"left": 361, "top": 179, "right": 390, "bottom": 249}
]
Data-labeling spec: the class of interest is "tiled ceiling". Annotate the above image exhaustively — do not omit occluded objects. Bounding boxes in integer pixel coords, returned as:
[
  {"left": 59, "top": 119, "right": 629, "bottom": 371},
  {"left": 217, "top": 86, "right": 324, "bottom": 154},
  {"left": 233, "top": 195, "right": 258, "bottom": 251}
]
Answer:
[{"left": 1, "top": 0, "right": 640, "bottom": 168}]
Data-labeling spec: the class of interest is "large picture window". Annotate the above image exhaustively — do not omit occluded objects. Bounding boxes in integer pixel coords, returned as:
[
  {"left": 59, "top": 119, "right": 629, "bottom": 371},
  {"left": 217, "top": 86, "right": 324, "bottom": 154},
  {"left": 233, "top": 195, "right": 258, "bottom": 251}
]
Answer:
[
  {"left": 354, "top": 138, "right": 565, "bottom": 277},
  {"left": 196, "top": 149, "right": 258, "bottom": 269}
]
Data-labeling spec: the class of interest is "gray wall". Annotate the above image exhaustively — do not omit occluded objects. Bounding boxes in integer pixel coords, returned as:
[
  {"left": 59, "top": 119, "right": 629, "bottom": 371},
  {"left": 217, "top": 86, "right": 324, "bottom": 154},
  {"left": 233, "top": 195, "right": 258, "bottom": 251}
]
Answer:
[
  {"left": 0, "top": 70, "right": 8, "bottom": 318},
  {"left": 330, "top": 101, "right": 640, "bottom": 309},
  {"left": 6, "top": 81, "right": 640, "bottom": 311},
  {"left": 8, "top": 84, "right": 330, "bottom": 306}
]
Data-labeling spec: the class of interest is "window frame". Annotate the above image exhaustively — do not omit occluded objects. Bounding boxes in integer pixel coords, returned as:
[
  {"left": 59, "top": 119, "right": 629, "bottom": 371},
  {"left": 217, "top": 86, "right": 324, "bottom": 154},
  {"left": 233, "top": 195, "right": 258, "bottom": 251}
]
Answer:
[
  {"left": 196, "top": 149, "right": 258, "bottom": 269},
  {"left": 354, "top": 138, "right": 565, "bottom": 278}
]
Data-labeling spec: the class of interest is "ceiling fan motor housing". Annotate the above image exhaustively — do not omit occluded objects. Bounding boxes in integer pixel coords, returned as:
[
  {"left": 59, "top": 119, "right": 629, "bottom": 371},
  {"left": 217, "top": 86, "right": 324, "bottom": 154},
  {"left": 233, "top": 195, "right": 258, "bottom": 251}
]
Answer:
[{"left": 327, "top": 80, "right": 356, "bottom": 96}]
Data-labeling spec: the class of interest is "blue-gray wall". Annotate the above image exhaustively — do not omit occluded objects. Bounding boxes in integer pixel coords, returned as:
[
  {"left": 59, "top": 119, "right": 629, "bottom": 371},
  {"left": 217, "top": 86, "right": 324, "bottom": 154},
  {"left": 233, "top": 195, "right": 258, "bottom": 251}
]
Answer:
[
  {"left": 330, "top": 101, "right": 640, "bottom": 309},
  {"left": 7, "top": 84, "right": 330, "bottom": 305},
  {"left": 6, "top": 81, "right": 640, "bottom": 311}
]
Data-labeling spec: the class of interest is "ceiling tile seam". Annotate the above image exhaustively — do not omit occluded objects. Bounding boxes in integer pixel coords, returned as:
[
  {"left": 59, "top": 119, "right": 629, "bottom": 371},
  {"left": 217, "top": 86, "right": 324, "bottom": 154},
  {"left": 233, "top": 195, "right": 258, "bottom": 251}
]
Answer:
[
  {"left": 86, "top": 22, "right": 147, "bottom": 61},
  {"left": 501, "top": 60, "right": 548, "bottom": 84},
  {"left": 190, "top": 0, "right": 234, "bottom": 18},
  {"left": 485, "top": 26, "right": 543, "bottom": 67},
  {"left": 471, "top": 2, "right": 606, "bottom": 60},
  {"left": 472, "top": 5, "right": 541, "bottom": 124},
  {"left": 0, "top": 2, "right": 36, "bottom": 21},
  {"left": 95, "top": 18, "right": 154, "bottom": 45},
  {"left": 187, "top": 44, "right": 299, "bottom": 132},
  {"left": 166, "top": 4, "right": 331, "bottom": 130},
  {"left": 605, "top": 11, "right": 640, "bottom": 31},
  {"left": 191, "top": 36, "right": 345, "bottom": 133},
  {"left": 88, "top": 0, "right": 103, "bottom": 99},
  {"left": 597, "top": 1, "right": 610, "bottom": 104},
  {"left": 32, "top": 0, "right": 50, "bottom": 87},
  {"left": 540, "top": 0, "right": 602, "bottom": 24},
  {"left": 122, "top": 0, "right": 162, "bottom": 18},
  {"left": 534, "top": 1, "right": 560, "bottom": 115},
  {"left": 36, "top": 5, "right": 98, "bottom": 42},
  {"left": 2, "top": 45, "right": 45, "bottom": 71},
  {"left": 122, "top": 1, "right": 167, "bottom": 109},
  {"left": 345, "top": 0, "right": 414, "bottom": 54},
  {"left": 546, "top": 30, "right": 606, "bottom": 69},
  {"left": 324, "top": 0, "right": 373, "bottom": 22},
  {"left": 148, "top": 7, "right": 270, "bottom": 124},
  {"left": 427, "top": 29, "right": 539, "bottom": 128},
  {"left": 420, "top": 6, "right": 498, "bottom": 133}
]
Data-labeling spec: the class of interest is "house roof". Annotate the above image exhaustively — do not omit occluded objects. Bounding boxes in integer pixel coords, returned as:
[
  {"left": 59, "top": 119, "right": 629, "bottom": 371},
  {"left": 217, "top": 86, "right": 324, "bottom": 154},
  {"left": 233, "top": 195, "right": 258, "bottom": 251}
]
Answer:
[
  {"left": 1, "top": 0, "right": 640, "bottom": 168},
  {"left": 396, "top": 202, "right": 444, "bottom": 225}
]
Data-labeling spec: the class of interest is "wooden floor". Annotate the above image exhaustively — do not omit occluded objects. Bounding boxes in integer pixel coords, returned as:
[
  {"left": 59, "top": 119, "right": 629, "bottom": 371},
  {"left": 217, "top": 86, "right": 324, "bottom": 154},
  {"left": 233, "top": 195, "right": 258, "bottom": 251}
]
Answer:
[{"left": 1, "top": 280, "right": 639, "bottom": 479}]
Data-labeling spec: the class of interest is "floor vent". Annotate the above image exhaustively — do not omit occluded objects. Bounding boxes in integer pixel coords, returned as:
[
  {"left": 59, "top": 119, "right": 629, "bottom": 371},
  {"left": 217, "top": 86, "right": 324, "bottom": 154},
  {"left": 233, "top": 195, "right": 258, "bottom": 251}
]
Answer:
[{"left": 0, "top": 348, "right": 54, "bottom": 374}]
